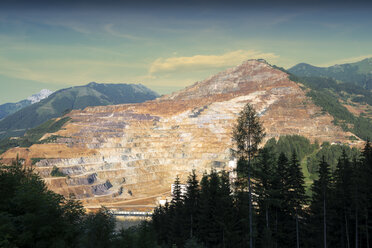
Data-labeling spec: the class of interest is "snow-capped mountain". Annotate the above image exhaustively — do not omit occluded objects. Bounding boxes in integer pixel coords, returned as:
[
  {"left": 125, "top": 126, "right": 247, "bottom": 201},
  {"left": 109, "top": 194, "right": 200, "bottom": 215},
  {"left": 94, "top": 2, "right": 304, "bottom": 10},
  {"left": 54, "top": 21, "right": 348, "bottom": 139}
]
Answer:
[
  {"left": 0, "top": 89, "right": 53, "bottom": 120},
  {"left": 27, "top": 89, "right": 53, "bottom": 104}
]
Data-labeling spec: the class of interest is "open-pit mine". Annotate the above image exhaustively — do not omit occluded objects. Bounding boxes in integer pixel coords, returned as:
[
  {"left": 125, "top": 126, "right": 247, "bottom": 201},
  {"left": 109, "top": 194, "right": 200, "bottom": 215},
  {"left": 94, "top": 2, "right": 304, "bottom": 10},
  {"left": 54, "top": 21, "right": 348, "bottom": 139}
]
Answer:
[{"left": 0, "top": 60, "right": 361, "bottom": 211}]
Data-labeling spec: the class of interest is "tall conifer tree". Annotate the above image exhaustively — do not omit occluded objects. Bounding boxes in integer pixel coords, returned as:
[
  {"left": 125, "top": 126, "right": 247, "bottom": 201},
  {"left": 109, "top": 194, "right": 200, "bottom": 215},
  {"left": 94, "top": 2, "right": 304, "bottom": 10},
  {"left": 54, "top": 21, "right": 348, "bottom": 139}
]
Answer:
[
  {"left": 184, "top": 170, "right": 200, "bottom": 239},
  {"left": 309, "top": 156, "right": 332, "bottom": 248},
  {"left": 233, "top": 103, "right": 265, "bottom": 248}
]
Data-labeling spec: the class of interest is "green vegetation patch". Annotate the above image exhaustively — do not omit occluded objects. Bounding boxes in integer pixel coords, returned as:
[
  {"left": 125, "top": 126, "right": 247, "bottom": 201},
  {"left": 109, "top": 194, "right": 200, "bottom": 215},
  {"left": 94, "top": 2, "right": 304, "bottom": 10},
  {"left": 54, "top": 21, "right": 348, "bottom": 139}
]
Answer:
[
  {"left": 25, "top": 117, "right": 71, "bottom": 142},
  {"left": 50, "top": 166, "right": 66, "bottom": 177},
  {"left": 263, "top": 135, "right": 360, "bottom": 195},
  {"left": 264, "top": 135, "right": 319, "bottom": 162},
  {"left": 0, "top": 117, "right": 71, "bottom": 154},
  {"left": 288, "top": 74, "right": 372, "bottom": 140},
  {"left": 31, "top": 158, "right": 44, "bottom": 165}
]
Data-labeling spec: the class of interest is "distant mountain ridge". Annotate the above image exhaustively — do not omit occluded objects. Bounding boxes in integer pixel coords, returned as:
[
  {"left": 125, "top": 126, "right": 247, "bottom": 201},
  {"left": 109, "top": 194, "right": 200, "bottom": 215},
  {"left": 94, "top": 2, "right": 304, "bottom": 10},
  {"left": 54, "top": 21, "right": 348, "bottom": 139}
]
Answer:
[
  {"left": 0, "top": 89, "right": 53, "bottom": 120},
  {"left": 0, "top": 82, "right": 159, "bottom": 139},
  {"left": 288, "top": 58, "right": 372, "bottom": 89},
  {"left": 27, "top": 89, "right": 54, "bottom": 104}
]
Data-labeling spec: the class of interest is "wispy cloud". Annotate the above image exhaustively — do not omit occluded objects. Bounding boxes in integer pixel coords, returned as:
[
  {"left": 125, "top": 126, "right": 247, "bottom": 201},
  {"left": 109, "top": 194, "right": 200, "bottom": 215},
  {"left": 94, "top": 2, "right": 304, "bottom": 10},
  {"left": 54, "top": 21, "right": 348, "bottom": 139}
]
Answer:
[
  {"left": 149, "top": 50, "right": 279, "bottom": 74},
  {"left": 104, "top": 23, "right": 141, "bottom": 40},
  {"left": 51, "top": 21, "right": 91, "bottom": 34}
]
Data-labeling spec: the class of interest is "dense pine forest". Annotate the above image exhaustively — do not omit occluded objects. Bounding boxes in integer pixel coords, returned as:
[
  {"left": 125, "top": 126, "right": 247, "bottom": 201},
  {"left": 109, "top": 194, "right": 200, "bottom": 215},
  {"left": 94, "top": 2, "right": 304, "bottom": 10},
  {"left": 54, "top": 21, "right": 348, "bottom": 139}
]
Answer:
[
  {"left": 151, "top": 141, "right": 372, "bottom": 248},
  {"left": 0, "top": 104, "right": 371, "bottom": 248}
]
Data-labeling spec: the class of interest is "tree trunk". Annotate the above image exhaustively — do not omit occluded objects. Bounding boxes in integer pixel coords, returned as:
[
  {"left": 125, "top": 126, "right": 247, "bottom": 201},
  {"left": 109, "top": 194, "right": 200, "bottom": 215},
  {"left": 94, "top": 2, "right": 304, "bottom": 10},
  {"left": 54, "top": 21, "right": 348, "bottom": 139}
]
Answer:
[
  {"left": 296, "top": 209, "right": 300, "bottom": 248},
  {"left": 345, "top": 212, "right": 350, "bottom": 248},
  {"left": 356, "top": 207, "right": 358, "bottom": 248},
  {"left": 296, "top": 211, "right": 300, "bottom": 248},
  {"left": 248, "top": 157, "right": 253, "bottom": 248},
  {"left": 190, "top": 214, "right": 193, "bottom": 238},
  {"left": 342, "top": 217, "right": 345, "bottom": 248},
  {"left": 266, "top": 204, "right": 269, "bottom": 228},
  {"left": 223, "top": 228, "right": 225, "bottom": 248},
  {"left": 366, "top": 211, "right": 370, "bottom": 248},
  {"left": 324, "top": 196, "right": 327, "bottom": 248},
  {"left": 275, "top": 209, "right": 278, "bottom": 248}
]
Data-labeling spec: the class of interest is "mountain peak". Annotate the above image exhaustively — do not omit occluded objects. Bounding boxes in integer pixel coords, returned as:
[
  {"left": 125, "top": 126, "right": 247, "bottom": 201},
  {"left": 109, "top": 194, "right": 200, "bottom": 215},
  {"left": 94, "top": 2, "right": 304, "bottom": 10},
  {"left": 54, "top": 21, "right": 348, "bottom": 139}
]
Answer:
[
  {"left": 26, "top": 89, "right": 53, "bottom": 104},
  {"left": 163, "top": 59, "right": 288, "bottom": 101}
]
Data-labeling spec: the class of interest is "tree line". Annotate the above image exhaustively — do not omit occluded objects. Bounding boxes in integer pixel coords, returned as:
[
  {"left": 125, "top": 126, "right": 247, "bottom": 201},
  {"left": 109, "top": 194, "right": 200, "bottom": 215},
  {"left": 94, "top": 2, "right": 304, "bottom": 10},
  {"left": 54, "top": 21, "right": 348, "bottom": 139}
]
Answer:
[{"left": 152, "top": 141, "right": 371, "bottom": 248}]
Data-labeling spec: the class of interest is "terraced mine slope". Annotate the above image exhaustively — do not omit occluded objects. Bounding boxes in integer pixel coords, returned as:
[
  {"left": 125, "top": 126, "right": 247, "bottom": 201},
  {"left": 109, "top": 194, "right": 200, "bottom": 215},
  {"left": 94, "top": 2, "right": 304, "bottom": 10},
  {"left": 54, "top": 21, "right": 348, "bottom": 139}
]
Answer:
[{"left": 0, "top": 60, "right": 362, "bottom": 210}]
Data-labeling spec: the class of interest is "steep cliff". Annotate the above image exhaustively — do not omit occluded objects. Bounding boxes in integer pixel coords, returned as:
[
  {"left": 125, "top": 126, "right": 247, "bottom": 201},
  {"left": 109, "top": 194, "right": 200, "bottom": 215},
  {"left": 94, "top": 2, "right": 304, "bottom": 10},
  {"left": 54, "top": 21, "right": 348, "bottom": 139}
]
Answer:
[{"left": 0, "top": 60, "right": 361, "bottom": 210}]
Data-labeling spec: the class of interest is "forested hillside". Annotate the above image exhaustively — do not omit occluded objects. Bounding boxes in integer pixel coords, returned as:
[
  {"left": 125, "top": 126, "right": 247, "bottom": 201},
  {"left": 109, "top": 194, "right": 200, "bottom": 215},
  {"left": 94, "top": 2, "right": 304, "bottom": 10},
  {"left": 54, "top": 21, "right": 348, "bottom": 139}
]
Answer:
[
  {"left": 0, "top": 117, "right": 71, "bottom": 154},
  {"left": 288, "top": 58, "right": 372, "bottom": 89},
  {"left": 150, "top": 141, "right": 372, "bottom": 247},
  {"left": 288, "top": 74, "right": 372, "bottom": 140}
]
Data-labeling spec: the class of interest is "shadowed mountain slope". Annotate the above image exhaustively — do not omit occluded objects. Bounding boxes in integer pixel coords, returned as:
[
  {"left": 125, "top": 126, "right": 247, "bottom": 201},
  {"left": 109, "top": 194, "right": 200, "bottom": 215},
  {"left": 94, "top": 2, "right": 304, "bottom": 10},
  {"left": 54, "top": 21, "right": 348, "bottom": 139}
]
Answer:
[
  {"left": 0, "top": 89, "right": 53, "bottom": 120},
  {"left": 0, "top": 83, "right": 159, "bottom": 139}
]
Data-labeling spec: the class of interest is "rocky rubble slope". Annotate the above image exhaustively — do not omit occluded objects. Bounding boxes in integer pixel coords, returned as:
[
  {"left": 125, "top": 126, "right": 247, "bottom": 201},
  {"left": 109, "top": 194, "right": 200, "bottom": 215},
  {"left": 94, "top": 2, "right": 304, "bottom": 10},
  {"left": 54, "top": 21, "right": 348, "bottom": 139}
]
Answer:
[{"left": 0, "top": 60, "right": 360, "bottom": 210}]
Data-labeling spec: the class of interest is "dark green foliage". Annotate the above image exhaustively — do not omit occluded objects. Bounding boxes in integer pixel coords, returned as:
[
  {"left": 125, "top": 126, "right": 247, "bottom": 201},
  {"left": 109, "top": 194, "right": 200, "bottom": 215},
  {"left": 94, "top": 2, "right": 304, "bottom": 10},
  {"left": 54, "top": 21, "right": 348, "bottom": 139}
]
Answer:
[
  {"left": 232, "top": 103, "right": 265, "bottom": 248},
  {"left": 288, "top": 59, "right": 372, "bottom": 90},
  {"left": 31, "top": 158, "right": 43, "bottom": 165},
  {"left": 274, "top": 152, "right": 307, "bottom": 248},
  {"left": 80, "top": 207, "right": 116, "bottom": 248},
  {"left": 0, "top": 159, "right": 85, "bottom": 247},
  {"left": 287, "top": 153, "right": 307, "bottom": 210},
  {"left": 25, "top": 117, "right": 71, "bottom": 142},
  {"left": 0, "top": 82, "right": 159, "bottom": 140},
  {"left": 288, "top": 74, "right": 372, "bottom": 141},
  {"left": 0, "top": 117, "right": 71, "bottom": 154},
  {"left": 114, "top": 221, "right": 158, "bottom": 248},
  {"left": 184, "top": 237, "right": 205, "bottom": 248},
  {"left": 251, "top": 148, "right": 279, "bottom": 248},
  {"left": 150, "top": 143, "right": 371, "bottom": 247},
  {"left": 50, "top": 166, "right": 66, "bottom": 177},
  {"left": 308, "top": 157, "right": 332, "bottom": 248},
  {"left": 152, "top": 170, "right": 236, "bottom": 247},
  {"left": 170, "top": 175, "right": 186, "bottom": 247},
  {"left": 307, "top": 142, "right": 360, "bottom": 173},
  {"left": 290, "top": 75, "right": 372, "bottom": 105},
  {"left": 264, "top": 135, "right": 318, "bottom": 162},
  {"left": 232, "top": 103, "right": 266, "bottom": 161},
  {"left": 184, "top": 170, "right": 200, "bottom": 239},
  {"left": 307, "top": 89, "right": 355, "bottom": 121}
]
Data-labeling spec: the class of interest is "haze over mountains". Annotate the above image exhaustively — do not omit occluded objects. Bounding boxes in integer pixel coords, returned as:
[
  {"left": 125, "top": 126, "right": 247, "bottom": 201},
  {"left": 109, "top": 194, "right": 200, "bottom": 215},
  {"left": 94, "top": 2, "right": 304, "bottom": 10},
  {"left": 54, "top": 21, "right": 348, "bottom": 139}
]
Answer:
[
  {"left": 1, "top": 59, "right": 365, "bottom": 210},
  {"left": 0, "top": 82, "right": 159, "bottom": 140}
]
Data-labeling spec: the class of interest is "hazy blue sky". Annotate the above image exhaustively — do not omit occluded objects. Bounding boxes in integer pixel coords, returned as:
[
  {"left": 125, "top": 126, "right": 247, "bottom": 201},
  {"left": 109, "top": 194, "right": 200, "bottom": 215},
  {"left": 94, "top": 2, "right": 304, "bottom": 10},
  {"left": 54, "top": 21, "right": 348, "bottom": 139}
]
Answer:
[{"left": 1, "top": 1, "right": 372, "bottom": 103}]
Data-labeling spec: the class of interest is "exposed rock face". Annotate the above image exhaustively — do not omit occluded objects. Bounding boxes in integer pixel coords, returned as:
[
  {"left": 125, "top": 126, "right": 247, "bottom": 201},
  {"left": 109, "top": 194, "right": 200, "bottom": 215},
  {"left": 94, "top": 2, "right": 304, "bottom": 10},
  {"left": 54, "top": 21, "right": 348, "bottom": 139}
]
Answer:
[{"left": 0, "top": 60, "right": 360, "bottom": 210}]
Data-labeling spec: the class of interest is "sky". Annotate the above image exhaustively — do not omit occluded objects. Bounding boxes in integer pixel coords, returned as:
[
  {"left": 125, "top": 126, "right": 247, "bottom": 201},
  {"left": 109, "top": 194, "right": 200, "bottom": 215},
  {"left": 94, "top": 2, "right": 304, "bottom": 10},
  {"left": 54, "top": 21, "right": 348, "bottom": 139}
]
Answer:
[{"left": 0, "top": 0, "right": 372, "bottom": 104}]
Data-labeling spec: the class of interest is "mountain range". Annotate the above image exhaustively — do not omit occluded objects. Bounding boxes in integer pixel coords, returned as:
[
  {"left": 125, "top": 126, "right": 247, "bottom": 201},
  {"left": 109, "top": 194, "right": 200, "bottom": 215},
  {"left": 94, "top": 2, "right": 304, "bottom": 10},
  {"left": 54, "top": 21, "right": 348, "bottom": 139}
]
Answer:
[
  {"left": 288, "top": 58, "right": 372, "bottom": 89},
  {"left": 0, "top": 89, "right": 53, "bottom": 120},
  {"left": 0, "top": 82, "right": 159, "bottom": 140}
]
